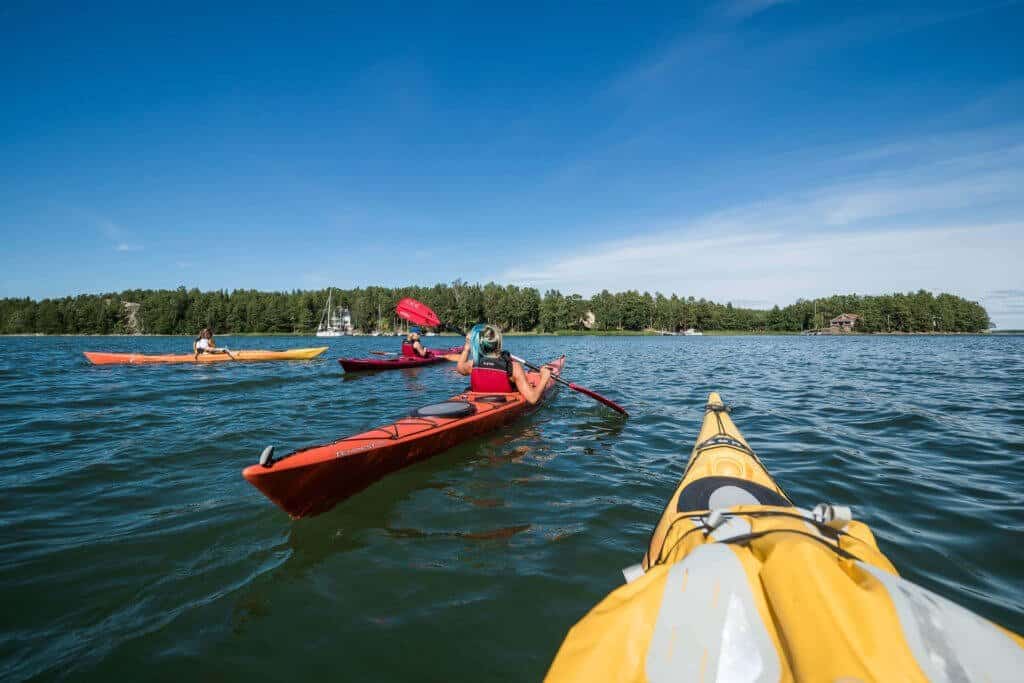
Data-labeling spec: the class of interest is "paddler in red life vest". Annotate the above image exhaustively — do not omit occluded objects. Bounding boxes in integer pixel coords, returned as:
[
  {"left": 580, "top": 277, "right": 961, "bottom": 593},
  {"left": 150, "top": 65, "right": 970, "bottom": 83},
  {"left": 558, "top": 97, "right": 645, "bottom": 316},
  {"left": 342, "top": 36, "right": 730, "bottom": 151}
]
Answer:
[
  {"left": 401, "top": 329, "right": 429, "bottom": 358},
  {"left": 448, "top": 324, "right": 552, "bottom": 404}
]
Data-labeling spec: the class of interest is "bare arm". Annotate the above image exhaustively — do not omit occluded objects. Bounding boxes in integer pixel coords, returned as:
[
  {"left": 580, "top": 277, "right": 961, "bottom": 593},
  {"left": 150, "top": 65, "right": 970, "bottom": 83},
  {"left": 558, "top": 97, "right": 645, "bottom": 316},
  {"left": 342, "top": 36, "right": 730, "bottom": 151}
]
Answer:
[
  {"left": 511, "top": 361, "right": 552, "bottom": 405},
  {"left": 445, "top": 334, "right": 473, "bottom": 375}
]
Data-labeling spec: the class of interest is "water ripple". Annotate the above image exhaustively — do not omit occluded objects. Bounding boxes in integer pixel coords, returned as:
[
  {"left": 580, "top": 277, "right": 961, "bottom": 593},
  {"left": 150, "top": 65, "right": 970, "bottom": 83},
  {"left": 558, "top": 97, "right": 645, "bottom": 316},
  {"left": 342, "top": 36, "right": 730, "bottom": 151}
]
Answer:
[{"left": 0, "top": 334, "right": 1022, "bottom": 680}]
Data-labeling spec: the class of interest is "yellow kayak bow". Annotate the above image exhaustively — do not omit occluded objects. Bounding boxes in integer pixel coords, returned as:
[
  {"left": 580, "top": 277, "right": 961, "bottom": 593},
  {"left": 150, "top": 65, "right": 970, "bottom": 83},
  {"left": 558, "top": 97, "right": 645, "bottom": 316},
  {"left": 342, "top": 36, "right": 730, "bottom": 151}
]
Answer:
[{"left": 547, "top": 392, "right": 1024, "bottom": 682}]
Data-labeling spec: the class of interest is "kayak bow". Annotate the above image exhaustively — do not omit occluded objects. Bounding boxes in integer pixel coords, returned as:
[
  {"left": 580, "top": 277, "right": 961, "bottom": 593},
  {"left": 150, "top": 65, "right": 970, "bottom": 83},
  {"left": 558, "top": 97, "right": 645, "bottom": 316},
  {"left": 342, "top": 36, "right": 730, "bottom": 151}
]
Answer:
[
  {"left": 84, "top": 347, "right": 328, "bottom": 365},
  {"left": 546, "top": 392, "right": 1024, "bottom": 682},
  {"left": 244, "top": 356, "right": 565, "bottom": 518}
]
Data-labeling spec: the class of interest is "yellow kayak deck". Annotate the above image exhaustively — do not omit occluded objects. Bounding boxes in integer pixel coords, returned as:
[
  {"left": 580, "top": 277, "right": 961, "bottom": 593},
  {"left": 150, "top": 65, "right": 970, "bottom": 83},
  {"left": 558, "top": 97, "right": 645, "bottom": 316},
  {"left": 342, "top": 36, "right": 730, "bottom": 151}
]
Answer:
[{"left": 547, "top": 392, "right": 1024, "bottom": 682}]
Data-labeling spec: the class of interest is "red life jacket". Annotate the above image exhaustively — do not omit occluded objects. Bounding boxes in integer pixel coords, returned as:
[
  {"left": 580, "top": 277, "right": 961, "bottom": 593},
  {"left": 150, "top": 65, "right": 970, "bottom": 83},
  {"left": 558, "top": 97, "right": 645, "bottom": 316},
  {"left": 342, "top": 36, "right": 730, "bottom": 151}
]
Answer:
[
  {"left": 401, "top": 342, "right": 416, "bottom": 357},
  {"left": 471, "top": 354, "right": 514, "bottom": 393}
]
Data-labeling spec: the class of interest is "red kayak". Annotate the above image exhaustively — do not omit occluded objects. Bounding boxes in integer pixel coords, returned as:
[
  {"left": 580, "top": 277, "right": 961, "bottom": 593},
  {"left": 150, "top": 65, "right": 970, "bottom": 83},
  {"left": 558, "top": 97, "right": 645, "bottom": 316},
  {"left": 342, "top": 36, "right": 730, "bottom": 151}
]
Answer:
[
  {"left": 338, "top": 346, "right": 460, "bottom": 372},
  {"left": 244, "top": 356, "right": 565, "bottom": 518}
]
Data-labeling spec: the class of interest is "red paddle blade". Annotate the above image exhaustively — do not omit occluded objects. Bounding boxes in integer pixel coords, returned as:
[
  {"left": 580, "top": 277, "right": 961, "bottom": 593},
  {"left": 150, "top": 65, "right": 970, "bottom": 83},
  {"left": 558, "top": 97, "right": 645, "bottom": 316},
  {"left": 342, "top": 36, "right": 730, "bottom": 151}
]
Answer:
[
  {"left": 395, "top": 298, "right": 440, "bottom": 327},
  {"left": 567, "top": 382, "right": 629, "bottom": 416}
]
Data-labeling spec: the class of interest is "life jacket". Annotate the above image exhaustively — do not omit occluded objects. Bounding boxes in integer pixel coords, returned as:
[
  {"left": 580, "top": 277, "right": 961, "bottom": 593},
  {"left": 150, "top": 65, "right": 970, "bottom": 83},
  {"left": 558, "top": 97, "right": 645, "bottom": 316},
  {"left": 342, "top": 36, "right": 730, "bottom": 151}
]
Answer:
[
  {"left": 471, "top": 353, "right": 514, "bottom": 393},
  {"left": 401, "top": 342, "right": 416, "bottom": 357}
]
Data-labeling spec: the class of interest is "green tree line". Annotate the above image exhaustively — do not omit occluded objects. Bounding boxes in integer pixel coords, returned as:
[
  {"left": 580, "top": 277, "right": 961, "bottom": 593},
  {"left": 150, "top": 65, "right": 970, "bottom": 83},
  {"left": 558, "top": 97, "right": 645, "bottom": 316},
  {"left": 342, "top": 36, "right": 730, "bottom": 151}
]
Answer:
[
  {"left": 0, "top": 284, "right": 990, "bottom": 334},
  {"left": 765, "top": 290, "right": 991, "bottom": 333}
]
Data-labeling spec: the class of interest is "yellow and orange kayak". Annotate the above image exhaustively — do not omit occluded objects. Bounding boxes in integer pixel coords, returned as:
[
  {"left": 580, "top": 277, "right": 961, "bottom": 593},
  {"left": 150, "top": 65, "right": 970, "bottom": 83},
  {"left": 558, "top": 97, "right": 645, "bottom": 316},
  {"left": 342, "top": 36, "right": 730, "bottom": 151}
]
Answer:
[
  {"left": 547, "top": 392, "right": 1024, "bottom": 682},
  {"left": 83, "top": 347, "right": 328, "bottom": 365}
]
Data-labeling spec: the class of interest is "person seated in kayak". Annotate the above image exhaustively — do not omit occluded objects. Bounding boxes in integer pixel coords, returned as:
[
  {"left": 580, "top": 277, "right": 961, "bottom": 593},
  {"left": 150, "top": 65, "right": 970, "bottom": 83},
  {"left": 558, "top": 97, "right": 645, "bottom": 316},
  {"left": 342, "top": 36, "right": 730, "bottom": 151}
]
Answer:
[
  {"left": 401, "top": 331, "right": 429, "bottom": 358},
  {"left": 448, "top": 324, "right": 552, "bottom": 404},
  {"left": 193, "top": 328, "right": 231, "bottom": 359}
]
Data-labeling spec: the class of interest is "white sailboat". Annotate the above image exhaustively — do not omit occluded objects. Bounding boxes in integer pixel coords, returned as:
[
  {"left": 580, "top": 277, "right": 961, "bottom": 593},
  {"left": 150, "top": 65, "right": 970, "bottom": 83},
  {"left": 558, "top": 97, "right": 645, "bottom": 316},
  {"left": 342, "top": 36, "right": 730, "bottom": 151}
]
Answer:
[{"left": 316, "top": 290, "right": 352, "bottom": 337}]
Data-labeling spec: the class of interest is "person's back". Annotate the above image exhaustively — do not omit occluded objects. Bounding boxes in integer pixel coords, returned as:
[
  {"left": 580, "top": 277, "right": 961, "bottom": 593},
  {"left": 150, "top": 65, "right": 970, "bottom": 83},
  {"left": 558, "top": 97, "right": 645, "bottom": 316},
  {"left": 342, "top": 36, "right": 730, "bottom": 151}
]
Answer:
[
  {"left": 450, "top": 324, "right": 551, "bottom": 403},
  {"left": 470, "top": 352, "right": 515, "bottom": 393}
]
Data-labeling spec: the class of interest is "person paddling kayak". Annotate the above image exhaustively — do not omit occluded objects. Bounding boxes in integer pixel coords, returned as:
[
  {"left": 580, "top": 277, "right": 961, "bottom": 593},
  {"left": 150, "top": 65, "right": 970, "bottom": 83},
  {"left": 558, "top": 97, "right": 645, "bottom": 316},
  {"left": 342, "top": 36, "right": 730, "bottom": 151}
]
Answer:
[
  {"left": 193, "top": 328, "right": 234, "bottom": 360},
  {"left": 401, "top": 330, "right": 429, "bottom": 358},
  {"left": 446, "top": 324, "right": 552, "bottom": 404}
]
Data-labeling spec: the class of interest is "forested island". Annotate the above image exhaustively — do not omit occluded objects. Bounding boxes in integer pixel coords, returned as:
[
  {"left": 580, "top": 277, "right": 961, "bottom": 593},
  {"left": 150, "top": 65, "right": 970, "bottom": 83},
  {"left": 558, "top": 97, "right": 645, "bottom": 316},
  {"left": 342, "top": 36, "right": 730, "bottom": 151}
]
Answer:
[{"left": 0, "top": 284, "right": 991, "bottom": 335}]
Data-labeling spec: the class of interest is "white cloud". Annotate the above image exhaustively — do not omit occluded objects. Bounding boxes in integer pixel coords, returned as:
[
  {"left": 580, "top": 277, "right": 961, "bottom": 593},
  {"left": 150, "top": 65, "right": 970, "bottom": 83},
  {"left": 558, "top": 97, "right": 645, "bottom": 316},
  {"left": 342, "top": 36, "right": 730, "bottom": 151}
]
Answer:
[
  {"left": 814, "top": 170, "right": 1023, "bottom": 227},
  {"left": 504, "top": 222, "right": 1022, "bottom": 320},
  {"left": 980, "top": 289, "right": 1024, "bottom": 330},
  {"left": 115, "top": 243, "right": 143, "bottom": 252},
  {"left": 606, "top": 5, "right": 1016, "bottom": 106},
  {"left": 502, "top": 133, "right": 1024, "bottom": 328}
]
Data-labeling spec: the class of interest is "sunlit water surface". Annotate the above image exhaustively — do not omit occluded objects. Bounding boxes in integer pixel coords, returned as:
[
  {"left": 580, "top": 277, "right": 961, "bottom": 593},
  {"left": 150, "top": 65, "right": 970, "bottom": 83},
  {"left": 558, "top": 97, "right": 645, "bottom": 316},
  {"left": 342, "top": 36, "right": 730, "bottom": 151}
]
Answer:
[{"left": 1, "top": 335, "right": 1022, "bottom": 680}]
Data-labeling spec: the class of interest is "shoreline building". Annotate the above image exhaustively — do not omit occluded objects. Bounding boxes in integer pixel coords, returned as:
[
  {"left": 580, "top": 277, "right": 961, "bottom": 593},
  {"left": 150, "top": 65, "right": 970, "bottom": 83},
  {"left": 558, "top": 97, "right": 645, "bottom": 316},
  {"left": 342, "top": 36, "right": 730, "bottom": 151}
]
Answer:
[{"left": 830, "top": 313, "right": 861, "bottom": 332}]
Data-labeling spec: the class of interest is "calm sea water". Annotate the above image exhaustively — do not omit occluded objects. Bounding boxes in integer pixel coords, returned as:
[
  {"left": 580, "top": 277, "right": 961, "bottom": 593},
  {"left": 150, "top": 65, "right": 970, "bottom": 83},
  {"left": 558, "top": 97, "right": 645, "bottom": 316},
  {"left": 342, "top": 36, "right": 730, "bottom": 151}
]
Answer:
[{"left": 1, "top": 335, "right": 1022, "bottom": 680}]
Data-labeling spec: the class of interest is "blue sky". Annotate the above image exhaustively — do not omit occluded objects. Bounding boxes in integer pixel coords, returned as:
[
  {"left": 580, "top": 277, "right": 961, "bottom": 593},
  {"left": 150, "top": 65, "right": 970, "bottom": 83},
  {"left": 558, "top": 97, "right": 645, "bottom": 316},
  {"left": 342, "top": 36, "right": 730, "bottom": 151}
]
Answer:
[{"left": 2, "top": 1, "right": 1022, "bottom": 326}]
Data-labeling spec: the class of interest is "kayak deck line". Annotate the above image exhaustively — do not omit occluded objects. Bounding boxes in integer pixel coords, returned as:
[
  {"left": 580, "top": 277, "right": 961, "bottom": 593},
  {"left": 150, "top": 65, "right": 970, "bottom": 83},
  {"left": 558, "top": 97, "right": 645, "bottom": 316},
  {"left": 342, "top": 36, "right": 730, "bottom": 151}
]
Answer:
[
  {"left": 263, "top": 400, "right": 517, "bottom": 467},
  {"left": 647, "top": 508, "right": 865, "bottom": 571},
  {"left": 243, "top": 356, "right": 565, "bottom": 518}
]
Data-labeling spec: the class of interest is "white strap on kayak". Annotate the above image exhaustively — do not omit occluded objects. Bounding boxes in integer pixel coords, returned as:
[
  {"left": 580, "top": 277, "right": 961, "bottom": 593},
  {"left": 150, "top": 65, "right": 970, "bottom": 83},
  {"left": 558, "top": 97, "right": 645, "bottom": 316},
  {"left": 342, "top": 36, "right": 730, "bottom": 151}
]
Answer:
[
  {"left": 706, "top": 509, "right": 727, "bottom": 530},
  {"left": 622, "top": 563, "right": 645, "bottom": 584},
  {"left": 812, "top": 503, "right": 852, "bottom": 530},
  {"left": 703, "top": 509, "right": 753, "bottom": 542}
]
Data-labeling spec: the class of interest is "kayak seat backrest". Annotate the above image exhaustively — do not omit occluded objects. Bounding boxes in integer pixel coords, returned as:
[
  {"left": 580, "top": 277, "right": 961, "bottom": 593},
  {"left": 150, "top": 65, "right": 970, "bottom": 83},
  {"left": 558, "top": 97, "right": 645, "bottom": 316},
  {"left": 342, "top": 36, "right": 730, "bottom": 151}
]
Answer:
[
  {"left": 411, "top": 401, "right": 477, "bottom": 418},
  {"left": 677, "top": 476, "right": 792, "bottom": 513}
]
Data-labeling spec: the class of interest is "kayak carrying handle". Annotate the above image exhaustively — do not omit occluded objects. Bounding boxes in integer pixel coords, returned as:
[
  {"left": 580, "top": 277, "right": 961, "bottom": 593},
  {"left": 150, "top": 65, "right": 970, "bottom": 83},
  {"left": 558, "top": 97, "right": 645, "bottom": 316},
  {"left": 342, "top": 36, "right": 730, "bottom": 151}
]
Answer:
[{"left": 260, "top": 445, "right": 275, "bottom": 468}]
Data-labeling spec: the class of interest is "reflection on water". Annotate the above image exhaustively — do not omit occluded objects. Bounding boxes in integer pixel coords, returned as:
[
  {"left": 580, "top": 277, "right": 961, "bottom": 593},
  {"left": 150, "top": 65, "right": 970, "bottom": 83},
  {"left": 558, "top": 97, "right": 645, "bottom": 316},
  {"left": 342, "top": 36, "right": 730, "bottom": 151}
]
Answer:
[{"left": 1, "top": 334, "right": 1022, "bottom": 682}]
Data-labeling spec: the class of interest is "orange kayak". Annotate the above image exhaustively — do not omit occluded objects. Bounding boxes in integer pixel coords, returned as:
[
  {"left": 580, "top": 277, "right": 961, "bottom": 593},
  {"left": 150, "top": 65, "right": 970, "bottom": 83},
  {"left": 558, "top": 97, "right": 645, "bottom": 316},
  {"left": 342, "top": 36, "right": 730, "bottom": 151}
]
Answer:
[
  {"left": 83, "top": 347, "right": 328, "bottom": 365},
  {"left": 244, "top": 356, "right": 565, "bottom": 518}
]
